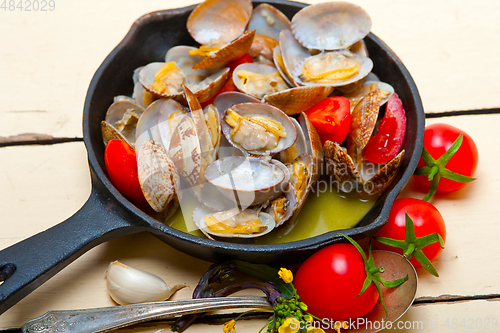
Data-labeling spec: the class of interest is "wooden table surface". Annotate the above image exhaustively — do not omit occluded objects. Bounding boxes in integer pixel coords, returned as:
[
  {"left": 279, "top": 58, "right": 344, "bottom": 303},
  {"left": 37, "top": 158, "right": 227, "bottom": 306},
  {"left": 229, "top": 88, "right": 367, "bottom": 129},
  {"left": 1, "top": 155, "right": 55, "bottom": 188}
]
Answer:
[{"left": 1, "top": 0, "right": 499, "bottom": 332}]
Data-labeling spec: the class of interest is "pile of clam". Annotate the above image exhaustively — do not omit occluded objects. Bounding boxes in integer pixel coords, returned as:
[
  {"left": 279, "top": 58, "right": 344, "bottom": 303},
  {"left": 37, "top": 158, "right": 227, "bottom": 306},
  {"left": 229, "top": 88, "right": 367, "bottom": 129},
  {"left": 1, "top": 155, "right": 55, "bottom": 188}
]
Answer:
[{"left": 101, "top": 0, "right": 405, "bottom": 240}]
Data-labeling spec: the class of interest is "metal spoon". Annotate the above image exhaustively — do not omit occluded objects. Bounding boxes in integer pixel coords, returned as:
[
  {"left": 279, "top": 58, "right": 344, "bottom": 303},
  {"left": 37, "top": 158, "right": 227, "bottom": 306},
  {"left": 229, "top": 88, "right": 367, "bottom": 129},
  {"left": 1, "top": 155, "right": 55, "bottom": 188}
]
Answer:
[{"left": 22, "top": 296, "right": 272, "bottom": 333}]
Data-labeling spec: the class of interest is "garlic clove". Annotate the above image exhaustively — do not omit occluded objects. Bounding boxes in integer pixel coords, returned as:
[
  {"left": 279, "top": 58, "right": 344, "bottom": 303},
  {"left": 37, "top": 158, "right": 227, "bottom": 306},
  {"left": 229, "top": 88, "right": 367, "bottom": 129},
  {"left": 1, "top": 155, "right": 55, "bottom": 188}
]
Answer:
[{"left": 105, "top": 260, "right": 186, "bottom": 305}]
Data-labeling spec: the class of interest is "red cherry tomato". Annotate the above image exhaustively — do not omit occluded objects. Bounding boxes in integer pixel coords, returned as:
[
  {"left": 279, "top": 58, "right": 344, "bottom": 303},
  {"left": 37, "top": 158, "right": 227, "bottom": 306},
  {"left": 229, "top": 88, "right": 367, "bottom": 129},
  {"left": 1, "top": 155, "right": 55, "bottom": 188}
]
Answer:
[
  {"left": 304, "top": 96, "right": 351, "bottom": 145},
  {"left": 201, "top": 54, "right": 253, "bottom": 108},
  {"left": 294, "top": 243, "right": 379, "bottom": 321},
  {"left": 104, "top": 139, "right": 145, "bottom": 201},
  {"left": 413, "top": 123, "right": 478, "bottom": 193},
  {"left": 363, "top": 93, "right": 406, "bottom": 164},
  {"left": 374, "top": 198, "right": 446, "bottom": 268}
]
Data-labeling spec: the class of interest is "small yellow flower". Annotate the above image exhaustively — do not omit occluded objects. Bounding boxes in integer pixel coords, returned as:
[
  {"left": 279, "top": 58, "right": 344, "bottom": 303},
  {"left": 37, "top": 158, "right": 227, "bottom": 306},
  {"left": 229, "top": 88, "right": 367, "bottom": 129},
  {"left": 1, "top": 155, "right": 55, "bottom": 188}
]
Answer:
[
  {"left": 223, "top": 319, "right": 236, "bottom": 333},
  {"left": 278, "top": 267, "right": 293, "bottom": 284},
  {"left": 307, "top": 327, "right": 326, "bottom": 333},
  {"left": 278, "top": 317, "right": 300, "bottom": 333},
  {"left": 304, "top": 315, "right": 313, "bottom": 322},
  {"left": 333, "top": 321, "right": 349, "bottom": 333}
]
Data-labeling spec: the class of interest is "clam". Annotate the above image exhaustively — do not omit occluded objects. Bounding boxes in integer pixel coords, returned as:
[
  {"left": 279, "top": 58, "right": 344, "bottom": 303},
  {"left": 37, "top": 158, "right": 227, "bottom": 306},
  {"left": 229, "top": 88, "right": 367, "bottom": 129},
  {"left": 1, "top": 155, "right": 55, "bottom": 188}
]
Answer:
[
  {"left": 102, "top": 100, "right": 144, "bottom": 149},
  {"left": 193, "top": 206, "right": 275, "bottom": 239},
  {"left": 343, "top": 81, "right": 395, "bottom": 111},
  {"left": 291, "top": 2, "right": 371, "bottom": 51},
  {"left": 186, "top": 0, "right": 255, "bottom": 69},
  {"left": 324, "top": 90, "right": 405, "bottom": 196},
  {"left": 204, "top": 156, "right": 289, "bottom": 207},
  {"left": 138, "top": 46, "right": 230, "bottom": 102},
  {"left": 262, "top": 85, "right": 334, "bottom": 116},
  {"left": 299, "top": 112, "right": 323, "bottom": 185},
  {"left": 221, "top": 102, "right": 297, "bottom": 156},
  {"left": 135, "top": 99, "right": 170, "bottom": 153},
  {"left": 247, "top": 4, "right": 291, "bottom": 63},
  {"left": 137, "top": 140, "right": 180, "bottom": 212},
  {"left": 275, "top": 2, "right": 373, "bottom": 90},
  {"left": 232, "top": 63, "right": 289, "bottom": 99},
  {"left": 275, "top": 117, "right": 307, "bottom": 165}
]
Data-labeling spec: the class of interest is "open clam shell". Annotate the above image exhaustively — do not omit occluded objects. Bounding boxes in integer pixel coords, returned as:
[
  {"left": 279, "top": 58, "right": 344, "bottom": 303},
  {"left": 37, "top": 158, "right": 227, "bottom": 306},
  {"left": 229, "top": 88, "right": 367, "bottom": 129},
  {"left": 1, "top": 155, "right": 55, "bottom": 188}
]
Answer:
[
  {"left": 135, "top": 99, "right": 169, "bottom": 152},
  {"left": 214, "top": 91, "right": 261, "bottom": 117},
  {"left": 279, "top": 30, "right": 310, "bottom": 87},
  {"left": 232, "top": 63, "right": 289, "bottom": 99},
  {"left": 192, "top": 30, "right": 256, "bottom": 70},
  {"left": 263, "top": 85, "right": 333, "bottom": 116},
  {"left": 204, "top": 156, "right": 289, "bottom": 207},
  {"left": 347, "top": 88, "right": 382, "bottom": 163},
  {"left": 104, "top": 100, "right": 144, "bottom": 147},
  {"left": 137, "top": 139, "right": 180, "bottom": 212},
  {"left": 291, "top": 1, "right": 372, "bottom": 50},
  {"left": 157, "top": 98, "right": 188, "bottom": 154},
  {"left": 291, "top": 50, "right": 373, "bottom": 88},
  {"left": 266, "top": 185, "right": 298, "bottom": 227},
  {"left": 359, "top": 150, "right": 405, "bottom": 196},
  {"left": 168, "top": 115, "right": 203, "bottom": 187},
  {"left": 193, "top": 206, "right": 276, "bottom": 239},
  {"left": 299, "top": 112, "right": 324, "bottom": 184},
  {"left": 221, "top": 102, "right": 297, "bottom": 156},
  {"left": 101, "top": 121, "right": 132, "bottom": 148},
  {"left": 344, "top": 81, "right": 394, "bottom": 111},
  {"left": 187, "top": 0, "right": 253, "bottom": 45},
  {"left": 248, "top": 3, "right": 291, "bottom": 41},
  {"left": 165, "top": 46, "right": 231, "bottom": 103},
  {"left": 276, "top": 117, "right": 307, "bottom": 165}
]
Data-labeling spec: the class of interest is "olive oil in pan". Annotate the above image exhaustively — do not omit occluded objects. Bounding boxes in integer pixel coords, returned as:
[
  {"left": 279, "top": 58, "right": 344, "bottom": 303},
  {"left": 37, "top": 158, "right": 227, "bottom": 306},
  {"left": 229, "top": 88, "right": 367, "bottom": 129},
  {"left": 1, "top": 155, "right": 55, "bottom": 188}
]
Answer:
[{"left": 166, "top": 183, "right": 376, "bottom": 244}]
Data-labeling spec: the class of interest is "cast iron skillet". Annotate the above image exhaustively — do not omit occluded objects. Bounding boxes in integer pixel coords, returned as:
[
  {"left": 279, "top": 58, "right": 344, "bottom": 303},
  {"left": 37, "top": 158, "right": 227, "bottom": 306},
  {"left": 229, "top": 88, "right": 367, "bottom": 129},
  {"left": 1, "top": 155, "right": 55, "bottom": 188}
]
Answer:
[{"left": 0, "top": 0, "right": 424, "bottom": 315}]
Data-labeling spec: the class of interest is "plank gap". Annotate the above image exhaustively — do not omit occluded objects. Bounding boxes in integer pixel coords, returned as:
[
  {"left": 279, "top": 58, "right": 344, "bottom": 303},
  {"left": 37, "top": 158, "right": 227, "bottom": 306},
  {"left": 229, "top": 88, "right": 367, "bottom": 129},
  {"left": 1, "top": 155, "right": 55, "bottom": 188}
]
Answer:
[
  {"left": 414, "top": 293, "right": 500, "bottom": 305},
  {"left": 0, "top": 133, "right": 83, "bottom": 148},
  {"left": 425, "top": 107, "right": 500, "bottom": 118}
]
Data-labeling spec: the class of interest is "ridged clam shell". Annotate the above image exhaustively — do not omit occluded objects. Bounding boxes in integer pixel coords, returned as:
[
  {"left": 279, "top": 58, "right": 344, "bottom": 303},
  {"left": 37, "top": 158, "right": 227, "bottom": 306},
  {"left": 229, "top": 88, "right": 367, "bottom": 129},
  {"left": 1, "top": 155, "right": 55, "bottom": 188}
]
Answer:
[
  {"left": 263, "top": 85, "right": 334, "bottom": 116},
  {"left": 299, "top": 112, "right": 324, "bottom": 184},
  {"left": 344, "top": 81, "right": 394, "bottom": 111},
  {"left": 101, "top": 121, "right": 132, "bottom": 148},
  {"left": 165, "top": 46, "right": 230, "bottom": 103},
  {"left": 347, "top": 88, "right": 381, "bottom": 156},
  {"left": 168, "top": 116, "right": 203, "bottom": 187},
  {"left": 192, "top": 30, "right": 256, "bottom": 70},
  {"left": 248, "top": 4, "right": 291, "bottom": 41},
  {"left": 273, "top": 46, "right": 294, "bottom": 87},
  {"left": 291, "top": 1, "right": 371, "bottom": 50},
  {"left": 157, "top": 99, "right": 188, "bottom": 153},
  {"left": 324, "top": 140, "right": 361, "bottom": 185},
  {"left": 137, "top": 140, "right": 180, "bottom": 212},
  {"left": 204, "top": 156, "right": 288, "bottom": 207},
  {"left": 187, "top": 0, "right": 252, "bottom": 45},
  {"left": 104, "top": 100, "right": 144, "bottom": 146},
  {"left": 266, "top": 185, "right": 298, "bottom": 227},
  {"left": 279, "top": 30, "right": 310, "bottom": 87},
  {"left": 193, "top": 206, "right": 276, "bottom": 239},
  {"left": 249, "top": 34, "right": 279, "bottom": 63},
  {"left": 135, "top": 99, "right": 169, "bottom": 152},
  {"left": 276, "top": 117, "right": 307, "bottom": 165},
  {"left": 359, "top": 150, "right": 405, "bottom": 196},
  {"left": 221, "top": 102, "right": 298, "bottom": 156},
  {"left": 184, "top": 85, "right": 214, "bottom": 165}
]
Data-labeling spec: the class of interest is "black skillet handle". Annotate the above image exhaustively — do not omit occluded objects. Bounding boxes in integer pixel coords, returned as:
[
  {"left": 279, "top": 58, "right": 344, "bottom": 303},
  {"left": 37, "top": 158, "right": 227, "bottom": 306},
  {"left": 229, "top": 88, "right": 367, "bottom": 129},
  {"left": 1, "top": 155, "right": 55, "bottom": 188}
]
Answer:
[{"left": 0, "top": 185, "right": 146, "bottom": 315}]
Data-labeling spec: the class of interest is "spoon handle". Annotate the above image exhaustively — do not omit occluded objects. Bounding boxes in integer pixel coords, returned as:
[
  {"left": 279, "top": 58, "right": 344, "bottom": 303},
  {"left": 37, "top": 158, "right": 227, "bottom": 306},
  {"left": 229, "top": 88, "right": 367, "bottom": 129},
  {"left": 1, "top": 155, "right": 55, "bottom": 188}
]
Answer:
[{"left": 22, "top": 296, "right": 272, "bottom": 333}]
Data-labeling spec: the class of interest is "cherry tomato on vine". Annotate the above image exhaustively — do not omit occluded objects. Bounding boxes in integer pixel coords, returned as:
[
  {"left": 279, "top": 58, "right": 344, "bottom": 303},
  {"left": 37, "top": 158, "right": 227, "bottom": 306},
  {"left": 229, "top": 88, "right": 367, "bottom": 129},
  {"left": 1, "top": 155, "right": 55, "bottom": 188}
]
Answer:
[
  {"left": 363, "top": 93, "right": 406, "bottom": 164},
  {"left": 104, "top": 139, "right": 145, "bottom": 201},
  {"left": 295, "top": 243, "right": 379, "bottom": 321},
  {"left": 304, "top": 96, "right": 351, "bottom": 145},
  {"left": 413, "top": 123, "right": 478, "bottom": 197},
  {"left": 201, "top": 54, "right": 253, "bottom": 108},
  {"left": 374, "top": 198, "right": 446, "bottom": 276}
]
